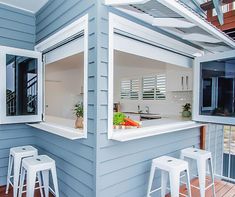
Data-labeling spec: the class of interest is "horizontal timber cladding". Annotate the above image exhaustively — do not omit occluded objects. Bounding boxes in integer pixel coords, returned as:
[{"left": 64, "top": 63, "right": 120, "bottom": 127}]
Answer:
[
  {"left": 0, "top": 3, "right": 36, "bottom": 186},
  {"left": 95, "top": 4, "right": 225, "bottom": 197},
  {"left": 35, "top": 0, "right": 97, "bottom": 196},
  {"left": 0, "top": 4, "right": 35, "bottom": 49},
  {"left": 0, "top": 124, "right": 35, "bottom": 185}
]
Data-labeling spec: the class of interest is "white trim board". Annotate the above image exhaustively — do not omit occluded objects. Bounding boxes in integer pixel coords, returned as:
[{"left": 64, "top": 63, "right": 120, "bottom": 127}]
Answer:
[{"left": 34, "top": 14, "right": 89, "bottom": 139}]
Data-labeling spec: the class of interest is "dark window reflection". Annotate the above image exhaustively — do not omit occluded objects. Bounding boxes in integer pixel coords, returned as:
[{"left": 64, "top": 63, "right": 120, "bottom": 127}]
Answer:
[
  {"left": 200, "top": 58, "right": 235, "bottom": 117},
  {"left": 6, "top": 54, "right": 38, "bottom": 116}
]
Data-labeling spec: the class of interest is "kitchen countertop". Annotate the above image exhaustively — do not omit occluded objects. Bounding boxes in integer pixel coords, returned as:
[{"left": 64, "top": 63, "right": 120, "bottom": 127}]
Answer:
[{"left": 111, "top": 116, "right": 205, "bottom": 142}]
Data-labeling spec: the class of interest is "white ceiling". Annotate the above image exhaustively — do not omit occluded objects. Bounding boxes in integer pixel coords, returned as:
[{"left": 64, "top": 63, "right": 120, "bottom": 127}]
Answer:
[{"left": 0, "top": 0, "right": 48, "bottom": 13}]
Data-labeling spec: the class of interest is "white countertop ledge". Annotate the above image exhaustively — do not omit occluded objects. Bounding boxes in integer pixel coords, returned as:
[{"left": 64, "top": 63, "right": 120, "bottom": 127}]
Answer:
[
  {"left": 28, "top": 122, "right": 85, "bottom": 140},
  {"left": 111, "top": 121, "right": 205, "bottom": 142}
]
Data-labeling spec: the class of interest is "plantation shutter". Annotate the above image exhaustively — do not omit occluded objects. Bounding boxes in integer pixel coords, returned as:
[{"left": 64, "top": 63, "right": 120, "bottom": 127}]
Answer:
[
  {"left": 130, "top": 79, "right": 139, "bottom": 100},
  {"left": 121, "top": 80, "right": 131, "bottom": 99},
  {"left": 156, "top": 74, "right": 166, "bottom": 100},
  {"left": 142, "top": 76, "right": 155, "bottom": 100},
  {"left": 142, "top": 74, "right": 166, "bottom": 100},
  {"left": 120, "top": 79, "right": 139, "bottom": 100}
]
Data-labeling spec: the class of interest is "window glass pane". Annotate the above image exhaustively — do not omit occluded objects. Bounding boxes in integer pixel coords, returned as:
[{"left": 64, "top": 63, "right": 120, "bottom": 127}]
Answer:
[
  {"left": 202, "top": 78, "right": 212, "bottom": 107},
  {"left": 200, "top": 58, "right": 235, "bottom": 117},
  {"left": 6, "top": 54, "right": 38, "bottom": 116}
]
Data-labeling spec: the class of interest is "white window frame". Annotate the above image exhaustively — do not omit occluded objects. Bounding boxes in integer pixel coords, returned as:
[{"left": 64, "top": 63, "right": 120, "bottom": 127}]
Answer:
[
  {"left": 34, "top": 14, "right": 89, "bottom": 139},
  {"left": 0, "top": 46, "right": 42, "bottom": 124},
  {"left": 193, "top": 49, "right": 235, "bottom": 125},
  {"left": 108, "top": 13, "right": 202, "bottom": 139}
]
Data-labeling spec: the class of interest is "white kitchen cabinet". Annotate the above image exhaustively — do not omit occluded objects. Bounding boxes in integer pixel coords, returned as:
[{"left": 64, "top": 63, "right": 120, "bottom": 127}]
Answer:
[{"left": 167, "top": 68, "right": 193, "bottom": 92}]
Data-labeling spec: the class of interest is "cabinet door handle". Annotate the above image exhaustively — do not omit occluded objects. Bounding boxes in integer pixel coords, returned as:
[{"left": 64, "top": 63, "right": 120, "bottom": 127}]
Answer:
[
  {"left": 186, "top": 76, "right": 189, "bottom": 90},
  {"left": 181, "top": 76, "right": 184, "bottom": 90}
]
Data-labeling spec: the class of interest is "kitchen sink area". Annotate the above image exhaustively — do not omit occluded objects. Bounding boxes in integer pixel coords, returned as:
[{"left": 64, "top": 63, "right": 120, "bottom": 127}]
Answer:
[
  {"left": 123, "top": 111, "right": 162, "bottom": 120},
  {"left": 111, "top": 49, "right": 194, "bottom": 139}
]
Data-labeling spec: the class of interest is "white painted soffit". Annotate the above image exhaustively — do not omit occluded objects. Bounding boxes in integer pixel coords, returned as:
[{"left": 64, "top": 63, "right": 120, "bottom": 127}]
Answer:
[
  {"left": 104, "top": 0, "right": 235, "bottom": 53},
  {"left": 0, "top": 0, "right": 48, "bottom": 13}
]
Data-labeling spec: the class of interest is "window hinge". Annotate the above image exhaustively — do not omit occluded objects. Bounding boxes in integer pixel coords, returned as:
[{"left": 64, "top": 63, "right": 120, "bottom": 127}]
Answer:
[{"left": 42, "top": 54, "right": 45, "bottom": 63}]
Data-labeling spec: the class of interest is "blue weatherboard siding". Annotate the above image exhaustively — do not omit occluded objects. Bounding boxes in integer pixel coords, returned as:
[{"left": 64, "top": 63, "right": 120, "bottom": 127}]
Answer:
[
  {"left": 0, "top": 3, "right": 36, "bottom": 186},
  {"left": 0, "top": 1, "right": 98, "bottom": 196},
  {"left": 0, "top": 4, "right": 35, "bottom": 50},
  {"left": 95, "top": 2, "right": 199, "bottom": 196},
  {"left": 0, "top": 124, "right": 36, "bottom": 185},
  {"left": 35, "top": 0, "right": 98, "bottom": 196},
  {"left": 0, "top": 1, "right": 225, "bottom": 197}
]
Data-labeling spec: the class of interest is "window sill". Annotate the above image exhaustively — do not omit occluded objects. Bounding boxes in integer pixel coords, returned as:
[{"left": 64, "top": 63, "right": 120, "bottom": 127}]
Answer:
[
  {"left": 28, "top": 121, "right": 85, "bottom": 140},
  {"left": 110, "top": 119, "right": 205, "bottom": 142}
]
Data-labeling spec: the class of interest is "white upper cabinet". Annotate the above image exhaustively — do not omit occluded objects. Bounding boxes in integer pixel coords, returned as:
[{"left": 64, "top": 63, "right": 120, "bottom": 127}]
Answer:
[{"left": 167, "top": 67, "right": 193, "bottom": 92}]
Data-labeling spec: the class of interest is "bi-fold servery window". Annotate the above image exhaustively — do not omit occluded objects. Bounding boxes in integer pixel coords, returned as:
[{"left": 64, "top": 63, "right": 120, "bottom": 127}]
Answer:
[
  {"left": 0, "top": 15, "right": 88, "bottom": 140},
  {"left": 0, "top": 46, "right": 42, "bottom": 124},
  {"left": 193, "top": 50, "right": 235, "bottom": 125}
]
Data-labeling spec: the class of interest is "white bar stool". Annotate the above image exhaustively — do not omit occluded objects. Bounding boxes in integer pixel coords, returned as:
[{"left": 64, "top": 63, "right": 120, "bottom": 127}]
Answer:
[
  {"left": 180, "top": 147, "right": 216, "bottom": 197},
  {"left": 147, "top": 156, "right": 192, "bottom": 197},
  {"left": 19, "top": 155, "right": 59, "bottom": 197},
  {"left": 5, "top": 145, "right": 39, "bottom": 197}
]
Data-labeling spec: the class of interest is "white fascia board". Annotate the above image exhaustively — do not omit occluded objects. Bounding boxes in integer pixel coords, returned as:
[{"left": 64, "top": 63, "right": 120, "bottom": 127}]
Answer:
[
  {"left": 157, "top": 0, "right": 235, "bottom": 48},
  {"left": 103, "top": 0, "right": 149, "bottom": 5}
]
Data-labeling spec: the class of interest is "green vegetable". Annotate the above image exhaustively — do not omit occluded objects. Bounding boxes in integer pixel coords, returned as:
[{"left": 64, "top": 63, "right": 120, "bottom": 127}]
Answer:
[{"left": 113, "top": 112, "right": 126, "bottom": 125}]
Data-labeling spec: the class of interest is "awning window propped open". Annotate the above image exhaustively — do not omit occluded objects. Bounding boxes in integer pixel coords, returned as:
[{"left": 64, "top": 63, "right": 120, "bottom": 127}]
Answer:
[{"left": 104, "top": 0, "right": 235, "bottom": 54}]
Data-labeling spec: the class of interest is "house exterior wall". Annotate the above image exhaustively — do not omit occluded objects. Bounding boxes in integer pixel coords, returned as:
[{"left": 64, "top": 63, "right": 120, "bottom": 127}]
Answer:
[
  {"left": 35, "top": 0, "right": 98, "bottom": 196},
  {"left": 94, "top": 4, "right": 215, "bottom": 197},
  {"left": 0, "top": 1, "right": 98, "bottom": 196},
  {"left": 0, "top": 125, "right": 35, "bottom": 185},
  {"left": 0, "top": 4, "right": 36, "bottom": 186},
  {"left": 0, "top": 4, "right": 35, "bottom": 50},
  {"left": 0, "top": 1, "right": 225, "bottom": 197}
]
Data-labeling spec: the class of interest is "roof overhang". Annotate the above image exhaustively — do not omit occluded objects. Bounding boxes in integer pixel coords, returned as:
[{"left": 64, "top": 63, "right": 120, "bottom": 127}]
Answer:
[{"left": 104, "top": 0, "right": 235, "bottom": 54}]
